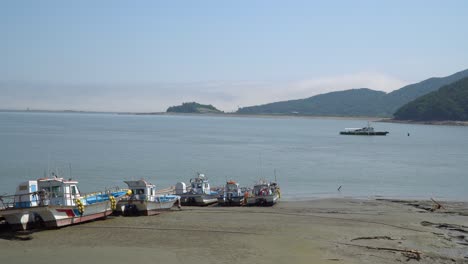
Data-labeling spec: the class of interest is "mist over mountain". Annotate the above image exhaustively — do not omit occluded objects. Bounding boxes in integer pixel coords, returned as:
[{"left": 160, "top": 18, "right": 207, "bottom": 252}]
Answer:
[{"left": 237, "top": 69, "right": 468, "bottom": 117}]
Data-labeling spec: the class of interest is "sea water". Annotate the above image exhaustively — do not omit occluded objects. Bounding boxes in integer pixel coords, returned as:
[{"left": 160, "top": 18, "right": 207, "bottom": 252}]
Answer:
[{"left": 0, "top": 111, "right": 467, "bottom": 201}]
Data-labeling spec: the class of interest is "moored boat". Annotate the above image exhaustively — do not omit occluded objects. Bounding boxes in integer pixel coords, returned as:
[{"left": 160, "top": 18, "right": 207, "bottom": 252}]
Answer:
[
  {"left": 175, "top": 173, "right": 218, "bottom": 206},
  {"left": 0, "top": 177, "right": 126, "bottom": 230},
  {"left": 340, "top": 123, "right": 389, "bottom": 136},
  {"left": 115, "top": 179, "right": 181, "bottom": 216},
  {"left": 245, "top": 180, "right": 280, "bottom": 206},
  {"left": 217, "top": 180, "right": 245, "bottom": 206}
]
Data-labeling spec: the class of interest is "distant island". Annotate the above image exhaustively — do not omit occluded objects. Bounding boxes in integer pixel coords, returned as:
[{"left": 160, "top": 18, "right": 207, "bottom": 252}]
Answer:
[
  {"left": 236, "top": 69, "right": 468, "bottom": 118},
  {"left": 166, "top": 102, "right": 223, "bottom": 114},
  {"left": 394, "top": 76, "right": 468, "bottom": 121}
]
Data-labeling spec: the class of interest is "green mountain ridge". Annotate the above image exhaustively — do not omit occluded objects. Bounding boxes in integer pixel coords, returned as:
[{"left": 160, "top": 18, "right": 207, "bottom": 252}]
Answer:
[
  {"left": 237, "top": 88, "right": 387, "bottom": 117},
  {"left": 236, "top": 69, "right": 468, "bottom": 117},
  {"left": 394, "top": 77, "right": 468, "bottom": 121}
]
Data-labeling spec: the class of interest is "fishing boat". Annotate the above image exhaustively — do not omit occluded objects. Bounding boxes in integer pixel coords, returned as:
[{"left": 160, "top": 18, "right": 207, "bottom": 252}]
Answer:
[
  {"left": 0, "top": 177, "right": 126, "bottom": 230},
  {"left": 340, "top": 123, "right": 389, "bottom": 136},
  {"left": 245, "top": 180, "right": 280, "bottom": 206},
  {"left": 217, "top": 180, "right": 245, "bottom": 206},
  {"left": 115, "top": 179, "right": 181, "bottom": 216},
  {"left": 175, "top": 173, "right": 219, "bottom": 206}
]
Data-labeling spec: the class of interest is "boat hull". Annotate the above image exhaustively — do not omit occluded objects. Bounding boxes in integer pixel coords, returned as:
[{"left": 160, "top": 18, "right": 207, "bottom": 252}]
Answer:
[
  {"left": 0, "top": 200, "right": 112, "bottom": 230},
  {"left": 37, "top": 201, "right": 112, "bottom": 228},
  {"left": 340, "top": 131, "right": 389, "bottom": 136},
  {"left": 179, "top": 194, "right": 218, "bottom": 206},
  {"left": 217, "top": 196, "right": 244, "bottom": 206},
  {"left": 116, "top": 197, "right": 180, "bottom": 216},
  {"left": 0, "top": 208, "right": 45, "bottom": 231},
  {"left": 246, "top": 193, "right": 279, "bottom": 206}
]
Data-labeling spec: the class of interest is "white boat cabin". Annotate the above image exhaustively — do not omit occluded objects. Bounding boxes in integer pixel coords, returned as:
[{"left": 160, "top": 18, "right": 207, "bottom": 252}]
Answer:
[
  {"left": 124, "top": 179, "right": 158, "bottom": 201},
  {"left": 37, "top": 177, "right": 81, "bottom": 206},
  {"left": 189, "top": 174, "right": 211, "bottom": 195},
  {"left": 14, "top": 180, "right": 39, "bottom": 208}
]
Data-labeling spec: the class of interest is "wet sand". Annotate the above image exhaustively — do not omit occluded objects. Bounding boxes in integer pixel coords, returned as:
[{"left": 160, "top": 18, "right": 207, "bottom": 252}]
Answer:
[{"left": 1, "top": 199, "right": 467, "bottom": 264}]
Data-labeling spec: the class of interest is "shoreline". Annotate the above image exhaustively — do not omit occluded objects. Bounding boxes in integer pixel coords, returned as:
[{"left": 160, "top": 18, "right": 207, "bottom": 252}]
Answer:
[
  {"left": 377, "top": 118, "right": 468, "bottom": 126},
  {"left": 2, "top": 109, "right": 467, "bottom": 127}
]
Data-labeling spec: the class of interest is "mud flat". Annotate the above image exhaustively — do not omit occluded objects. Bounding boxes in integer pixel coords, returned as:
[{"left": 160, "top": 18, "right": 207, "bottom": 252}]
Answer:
[{"left": 0, "top": 198, "right": 467, "bottom": 264}]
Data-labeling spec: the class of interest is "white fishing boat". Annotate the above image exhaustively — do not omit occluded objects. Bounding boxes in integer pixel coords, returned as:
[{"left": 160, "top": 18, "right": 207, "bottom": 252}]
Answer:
[
  {"left": 245, "top": 180, "right": 280, "bottom": 206},
  {"left": 0, "top": 177, "right": 126, "bottom": 230},
  {"left": 175, "top": 173, "right": 219, "bottom": 206},
  {"left": 217, "top": 180, "right": 245, "bottom": 206},
  {"left": 116, "top": 179, "right": 181, "bottom": 216}
]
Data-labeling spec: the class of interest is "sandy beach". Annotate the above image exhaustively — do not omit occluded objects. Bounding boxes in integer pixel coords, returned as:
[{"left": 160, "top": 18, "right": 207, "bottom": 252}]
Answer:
[{"left": 1, "top": 199, "right": 467, "bottom": 264}]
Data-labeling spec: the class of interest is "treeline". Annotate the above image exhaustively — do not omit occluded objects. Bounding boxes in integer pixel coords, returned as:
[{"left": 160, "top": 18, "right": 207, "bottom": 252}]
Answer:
[
  {"left": 394, "top": 77, "right": 468, "bottom": 121},
  {"left": 166, "top": 102, "right": 222, "bottom": 113}
]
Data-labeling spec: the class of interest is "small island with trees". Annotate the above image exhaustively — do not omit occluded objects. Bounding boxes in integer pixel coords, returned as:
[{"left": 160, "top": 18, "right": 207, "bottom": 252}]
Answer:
[{"left": 166, "top": 102, "right": 223, "bottom": 114}]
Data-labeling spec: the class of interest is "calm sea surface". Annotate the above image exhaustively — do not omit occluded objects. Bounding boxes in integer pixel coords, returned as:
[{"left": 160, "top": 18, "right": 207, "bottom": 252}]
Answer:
[{"left": 1, "top": 111, "right": 467, "bottom": 201}]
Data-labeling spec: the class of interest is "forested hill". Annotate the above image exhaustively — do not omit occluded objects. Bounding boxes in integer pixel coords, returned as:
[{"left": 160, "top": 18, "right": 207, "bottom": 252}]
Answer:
[
  {"left": 236, "top": 69, "right": 468, "bottom": 117},
  {"left": 394, "top": 77, "right": 468, "bottom": 121},
  {"left": 383, "top": 68, "right": 468, "bottom": 115},
  {"left": 237, "top": 88, "right": 387, "bottom": 117},
  {"left": 166, "top": 102, "right": 222, "bottom": 113}
]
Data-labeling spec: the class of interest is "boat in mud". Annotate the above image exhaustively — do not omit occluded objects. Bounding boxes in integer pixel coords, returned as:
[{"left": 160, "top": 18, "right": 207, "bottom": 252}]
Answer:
[
  {"left": 0, "top": 177, "right": 126, "bottom": 230},
  {"left": 115, "top": 179, "right": 181, "bottom": 216},
  {"left": 245, "top": 180, "right": 280, "bottom": 206},
  {"left": 340, "top": 123, "right": 389, "bottom": 136},
  {"left": 217, "top": 180, "right": 245, "bottom": 206},
  {"left": 175, "top": 173, "right": 219, "bottom": 206}
]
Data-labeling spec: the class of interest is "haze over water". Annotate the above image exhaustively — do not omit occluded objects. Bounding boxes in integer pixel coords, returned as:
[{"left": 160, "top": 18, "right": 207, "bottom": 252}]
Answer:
[{"left": 1, "top": 111, "right": 467, "bottom": 201}]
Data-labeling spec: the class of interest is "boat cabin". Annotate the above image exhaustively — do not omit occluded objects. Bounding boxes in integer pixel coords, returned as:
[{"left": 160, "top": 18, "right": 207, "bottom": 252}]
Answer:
[
  {"left": 13, "top": 180, "right": 39, "bottom": 208},
  {"left": 253, "top": 183, "right": 273, "bottom": 196},
  {"left": 189, "top": 173, "right": 211, "bottom": 195},
  {"left": 224, "top": 181, "right": 242, "bottom": 196},
  {"left": 37, "top": 177, "right": 81, "bottom": 206},
  {"left": 124, "top": 179, "right": 157, "bottom": 201}
]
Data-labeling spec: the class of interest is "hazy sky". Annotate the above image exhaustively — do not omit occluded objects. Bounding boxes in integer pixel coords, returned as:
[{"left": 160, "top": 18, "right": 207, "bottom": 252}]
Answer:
[{"left": 1, "top": 1, "right": 468, "bottom": 112}]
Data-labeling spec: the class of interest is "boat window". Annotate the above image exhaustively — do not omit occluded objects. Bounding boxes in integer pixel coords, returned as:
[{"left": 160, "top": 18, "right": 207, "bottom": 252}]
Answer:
[
  {"left": 71, "top": 186, "right": 77, "bottom": 195},
  {"left": 204, "top": 183, "right": 208, "bottom": 188},
  {"left": 51, "top": 186, "right": 61, "bottom": 197}
]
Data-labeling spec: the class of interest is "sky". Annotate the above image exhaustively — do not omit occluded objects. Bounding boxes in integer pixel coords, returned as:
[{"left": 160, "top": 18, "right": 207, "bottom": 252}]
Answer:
[{"left": 1, "top": 0, "right": 468, "bottom": 112}]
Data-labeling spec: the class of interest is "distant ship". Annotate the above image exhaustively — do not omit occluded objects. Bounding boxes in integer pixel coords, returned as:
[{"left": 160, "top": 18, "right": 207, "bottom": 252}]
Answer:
[{"left": 340, "top": 123, "right": 389, "bottom": 136}]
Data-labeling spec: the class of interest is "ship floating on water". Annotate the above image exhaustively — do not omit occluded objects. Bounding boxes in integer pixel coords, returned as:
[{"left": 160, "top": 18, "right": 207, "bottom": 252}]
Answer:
[{"left": 340, "top": 123, "right": 389, "bottom": 136}]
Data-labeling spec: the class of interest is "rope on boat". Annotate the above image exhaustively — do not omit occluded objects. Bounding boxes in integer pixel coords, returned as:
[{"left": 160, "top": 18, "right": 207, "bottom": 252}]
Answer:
[
  {"left": 109, "top": 195, "right": 116, "bottom": 211},
  {"left": 74, "top": 199, "right": 84, "bottom": 215}
]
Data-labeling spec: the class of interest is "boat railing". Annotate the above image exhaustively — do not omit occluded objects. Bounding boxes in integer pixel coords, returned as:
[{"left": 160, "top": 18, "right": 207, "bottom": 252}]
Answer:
[
  {"left": 0, "top": 191, "right": 50, "bottom": 209},
  {"left": 155, "top": 186, "right": 175, "bottom": 195}
]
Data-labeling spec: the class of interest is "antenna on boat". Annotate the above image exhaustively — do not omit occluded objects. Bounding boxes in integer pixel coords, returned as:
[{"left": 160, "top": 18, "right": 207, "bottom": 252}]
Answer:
[
  {"left": 259, "top": 152, "right": 263, "bottom": 179},
  {"left": 47, "top": 153, "right": 50, "bottom": 177},
  {"left": 274, "top": 168, "right": 277, "bottom": 182}
]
